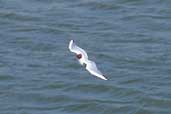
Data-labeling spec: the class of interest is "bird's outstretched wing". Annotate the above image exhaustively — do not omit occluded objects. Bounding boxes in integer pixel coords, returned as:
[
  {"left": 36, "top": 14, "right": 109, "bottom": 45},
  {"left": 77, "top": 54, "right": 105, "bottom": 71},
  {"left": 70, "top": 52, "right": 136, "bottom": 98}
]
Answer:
[
  {"left": 86, "top": 60, "right": 108, "bottom": 80},
  {"left": 69, "top": 40, "right": 88, "bottom": 59}
]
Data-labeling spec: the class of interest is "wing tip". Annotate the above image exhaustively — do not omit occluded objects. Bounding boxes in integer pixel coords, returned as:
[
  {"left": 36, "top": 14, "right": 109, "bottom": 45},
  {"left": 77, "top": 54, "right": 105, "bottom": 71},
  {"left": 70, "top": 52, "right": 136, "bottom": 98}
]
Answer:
[
  {"left": 69, "top": 40, "right": 74, "bottom": 50},
  {"left": 102, "top": 75, "right": 108, "bottom": 80},
  {"left": 70, "top": 40, "right": 74, "bottom": 43},
  {"left": 70, "top": 40, "right": 73, "bottom": 44}
]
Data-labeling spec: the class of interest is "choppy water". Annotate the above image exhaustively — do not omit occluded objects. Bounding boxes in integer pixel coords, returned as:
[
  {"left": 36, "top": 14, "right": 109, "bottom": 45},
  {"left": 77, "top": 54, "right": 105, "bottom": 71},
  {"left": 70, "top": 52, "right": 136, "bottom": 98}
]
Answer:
[{"left": 0, "top": 0, "right": 171, "bottom": 114}]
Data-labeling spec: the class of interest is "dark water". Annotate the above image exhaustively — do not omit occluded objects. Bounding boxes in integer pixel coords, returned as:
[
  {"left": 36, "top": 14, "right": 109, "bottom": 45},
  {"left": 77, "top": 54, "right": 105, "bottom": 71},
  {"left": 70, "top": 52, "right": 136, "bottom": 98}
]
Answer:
[{"left": 0, "top": 0, "right": 171, "bottom": 114}]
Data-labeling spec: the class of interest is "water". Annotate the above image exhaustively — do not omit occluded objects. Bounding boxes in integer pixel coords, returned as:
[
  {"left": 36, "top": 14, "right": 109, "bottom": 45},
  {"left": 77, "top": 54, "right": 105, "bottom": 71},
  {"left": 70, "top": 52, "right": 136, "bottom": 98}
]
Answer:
[{"left": 0, "top": 0, "right": 171, "bottom": 114}]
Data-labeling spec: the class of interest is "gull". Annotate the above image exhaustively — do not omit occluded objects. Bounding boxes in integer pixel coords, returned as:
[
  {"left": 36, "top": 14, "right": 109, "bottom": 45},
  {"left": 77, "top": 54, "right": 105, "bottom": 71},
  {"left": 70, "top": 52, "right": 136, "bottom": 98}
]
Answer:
[{"left": 69, "top": 40, "right": 108, "bottom": 80}]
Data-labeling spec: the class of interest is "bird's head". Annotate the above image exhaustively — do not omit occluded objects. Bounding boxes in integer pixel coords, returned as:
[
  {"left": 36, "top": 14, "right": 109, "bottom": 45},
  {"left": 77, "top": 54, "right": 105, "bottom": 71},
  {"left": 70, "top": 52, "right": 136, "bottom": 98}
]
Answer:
[{"left": 76, "top": 54, "right": 82, "bottom": 59}]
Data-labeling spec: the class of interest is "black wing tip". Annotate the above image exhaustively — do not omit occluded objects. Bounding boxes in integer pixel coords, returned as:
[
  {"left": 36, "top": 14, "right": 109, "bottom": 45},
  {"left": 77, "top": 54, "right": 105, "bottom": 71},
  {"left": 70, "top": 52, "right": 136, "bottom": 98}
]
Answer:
[
  {"left": 103, "top": 75, "right": 108, "bottom": 80},
  {"left": 70, "top": 40, "right": 75, "bottom": 44},
  {"left": 69, "top": 40, "right": 74, "bottom": 45},
  {"left": 69, "top": 39, "right": 74, "bottom": 43}
]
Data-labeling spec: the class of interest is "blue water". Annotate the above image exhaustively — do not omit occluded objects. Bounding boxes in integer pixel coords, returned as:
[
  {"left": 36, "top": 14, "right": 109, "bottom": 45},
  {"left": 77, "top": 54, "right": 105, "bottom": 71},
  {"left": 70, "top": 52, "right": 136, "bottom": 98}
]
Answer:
[{"left": 0, "top": 0, "right": 171, "bottom": 114}]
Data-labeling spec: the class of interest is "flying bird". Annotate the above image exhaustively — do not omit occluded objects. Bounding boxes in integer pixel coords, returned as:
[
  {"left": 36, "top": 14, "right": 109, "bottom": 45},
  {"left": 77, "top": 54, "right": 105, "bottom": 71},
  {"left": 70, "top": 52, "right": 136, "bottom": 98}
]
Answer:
[{"left": 69, "top": 40, "right": 108, "bottom": 80}]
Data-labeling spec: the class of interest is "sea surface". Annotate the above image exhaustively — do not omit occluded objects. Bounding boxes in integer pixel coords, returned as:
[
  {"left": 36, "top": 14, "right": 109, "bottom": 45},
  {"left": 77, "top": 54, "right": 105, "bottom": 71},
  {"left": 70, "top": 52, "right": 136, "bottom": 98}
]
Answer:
[{"left": 0, "top": 0, "right": 171, "bottom": 114}]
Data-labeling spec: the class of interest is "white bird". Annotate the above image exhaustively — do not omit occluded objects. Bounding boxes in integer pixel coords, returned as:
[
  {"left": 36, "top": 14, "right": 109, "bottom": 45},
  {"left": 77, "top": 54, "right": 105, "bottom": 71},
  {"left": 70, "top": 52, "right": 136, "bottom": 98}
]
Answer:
[{"left": 69, "top": 40, "right": 108, "bottom": 80}]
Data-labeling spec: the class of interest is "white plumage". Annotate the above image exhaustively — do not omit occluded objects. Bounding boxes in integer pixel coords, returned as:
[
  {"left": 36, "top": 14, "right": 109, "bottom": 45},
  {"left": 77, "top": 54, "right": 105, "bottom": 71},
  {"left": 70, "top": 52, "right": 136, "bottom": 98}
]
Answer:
[{"left": 69, "top": 40, "right": 108, "bottom": 80}]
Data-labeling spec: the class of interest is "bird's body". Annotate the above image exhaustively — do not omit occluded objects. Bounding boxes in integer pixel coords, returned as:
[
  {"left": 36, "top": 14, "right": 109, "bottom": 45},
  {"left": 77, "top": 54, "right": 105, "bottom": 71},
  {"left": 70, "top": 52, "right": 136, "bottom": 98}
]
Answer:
[{"left": 69, "top": 40, "right": 108, "bottom": 80}]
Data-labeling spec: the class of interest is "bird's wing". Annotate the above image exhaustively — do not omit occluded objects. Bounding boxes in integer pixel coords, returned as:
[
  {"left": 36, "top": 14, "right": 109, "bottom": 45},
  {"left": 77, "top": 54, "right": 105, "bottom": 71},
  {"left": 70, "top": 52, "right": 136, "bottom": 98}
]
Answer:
[
  {"left": 69, "top": 40, "right": 88, "bottom": 59},
  {"left": 86, "top": 60, "right": 108, "bottom": 80}
]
